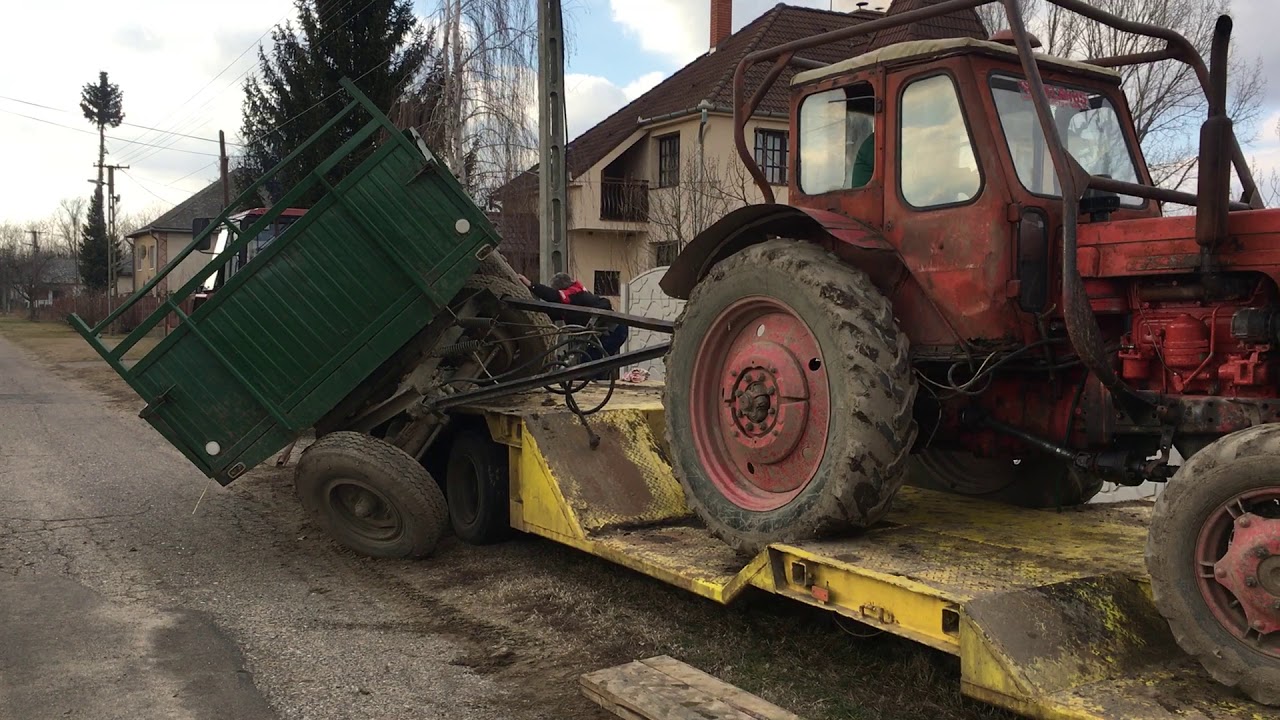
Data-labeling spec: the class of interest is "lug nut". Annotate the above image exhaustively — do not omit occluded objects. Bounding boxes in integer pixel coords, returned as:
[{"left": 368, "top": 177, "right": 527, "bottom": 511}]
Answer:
[
  {"left": 1246, "top": 576, "right": 1259, "bottom": 588},
  {"left": 1273, "top": 600, "right": 1280, "bottom": 611},
  {"left": 1255, "top": 547, "right": 1272, "bottom": 559},
  {"left": 1253, "top": 620, "right": 1266, "bottom": 631},
  {"left": 746, "top": 422, "right": 755, "bottom": 431},
  {"left": 1216, "top": 567, "right": 1227, "bottom": 578},
  {"left": 1241, "top": 517, "right": 1253, "bottom": 528}
]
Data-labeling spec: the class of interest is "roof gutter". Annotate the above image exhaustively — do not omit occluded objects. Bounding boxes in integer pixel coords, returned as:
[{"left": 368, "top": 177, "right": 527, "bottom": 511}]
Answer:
[{"left": 637, "top": 102, "right": 787, "bottom": 126}]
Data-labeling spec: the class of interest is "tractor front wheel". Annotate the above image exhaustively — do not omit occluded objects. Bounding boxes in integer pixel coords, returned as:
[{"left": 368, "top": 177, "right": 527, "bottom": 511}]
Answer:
[
  {"left": 664, "top": 240, "right": 917, "bottom": 552},
  {"left": 1147, "top": 425, "right": 1280, "bottom": 706}
]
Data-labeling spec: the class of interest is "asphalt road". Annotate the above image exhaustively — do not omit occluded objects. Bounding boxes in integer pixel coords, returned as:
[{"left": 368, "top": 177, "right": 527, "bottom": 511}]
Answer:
[{"left": 0, "top": 333, "right": 510, "bottom": 719}]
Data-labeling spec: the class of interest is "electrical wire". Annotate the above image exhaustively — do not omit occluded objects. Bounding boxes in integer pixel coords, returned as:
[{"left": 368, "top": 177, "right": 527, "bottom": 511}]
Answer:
[
  {"left": 0, "top": 94, "right": 244, "bottom": 145},
  {"left": 0, "top": 107, "right": 221, "bottom": 156}
]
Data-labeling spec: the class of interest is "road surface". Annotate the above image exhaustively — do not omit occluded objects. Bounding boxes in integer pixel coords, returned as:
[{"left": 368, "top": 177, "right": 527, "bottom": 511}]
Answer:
[{"left": 0, "top": 332, "right": 513, "bottom": 720}]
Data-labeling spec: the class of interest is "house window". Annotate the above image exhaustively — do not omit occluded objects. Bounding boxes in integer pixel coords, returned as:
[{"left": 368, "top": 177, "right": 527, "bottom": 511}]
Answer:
[
  {"left": 755, "top": 129, "right": 789, "bottom": 185},
  {"left": 594, "top": 270, "right": 621, "bottom": 296},
  {"left": 654, "top": 242, "right": 679, "bottom": 267},
  {"left": 657, "top": 134, "right": 680, "bottom": 187}
]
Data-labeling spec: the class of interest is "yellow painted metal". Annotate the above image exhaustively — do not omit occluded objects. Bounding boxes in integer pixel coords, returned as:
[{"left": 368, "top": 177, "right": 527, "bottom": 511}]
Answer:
[{"left": 464, "top": 388, "right": 1274, "bottom": 720}]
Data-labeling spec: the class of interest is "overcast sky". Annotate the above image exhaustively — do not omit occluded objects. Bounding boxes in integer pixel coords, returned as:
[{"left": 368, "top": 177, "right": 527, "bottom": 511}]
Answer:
[{"left": 1, "top": 0, "right": 1277, "bottom": 228}]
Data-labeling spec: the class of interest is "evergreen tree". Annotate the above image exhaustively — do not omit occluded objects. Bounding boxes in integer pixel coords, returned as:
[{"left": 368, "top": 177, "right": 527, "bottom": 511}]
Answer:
[
  {"left": 239, "top": 0, "right": 433, "bottom": 205},
  {"left": 79, "top": 71, "right": 124, "bottom": 289},
  {"left": 78, "top": 188, "right": 111, "bottom": 291}
]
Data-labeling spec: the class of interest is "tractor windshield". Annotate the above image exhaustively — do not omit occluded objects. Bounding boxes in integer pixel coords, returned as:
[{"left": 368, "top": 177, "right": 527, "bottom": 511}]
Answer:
[
  {"left": 989, "top": 73, "right": 1142, "bottom": 207},
  {"left": 200, "top": 215, "right": 300, "bottom": 293}
]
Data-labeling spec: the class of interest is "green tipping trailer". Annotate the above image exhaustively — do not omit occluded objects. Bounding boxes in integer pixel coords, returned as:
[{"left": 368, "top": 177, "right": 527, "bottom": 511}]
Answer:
[{"left": 70, "top": 79, "right": 502, "bottom": 486}]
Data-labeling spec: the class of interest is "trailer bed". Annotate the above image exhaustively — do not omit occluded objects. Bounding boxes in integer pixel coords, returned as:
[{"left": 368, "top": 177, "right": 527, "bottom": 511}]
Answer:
[{"left": 461, "top": 385, "right": 1272, "bottom": 720}]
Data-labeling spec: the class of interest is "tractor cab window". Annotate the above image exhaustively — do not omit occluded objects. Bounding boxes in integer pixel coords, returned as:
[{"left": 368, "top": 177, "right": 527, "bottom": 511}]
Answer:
[
  {"left": 201, "top": 215, "right": 300, "bottom": 293},
  {"left": 798, "top": 82, "right": 876, "bottom": 195},
  {"left": 899, "top": 74, "right": 982, "bottom": 208},
  {"left": 990, "top": 73, "right": 1141, "bottom": 206}
]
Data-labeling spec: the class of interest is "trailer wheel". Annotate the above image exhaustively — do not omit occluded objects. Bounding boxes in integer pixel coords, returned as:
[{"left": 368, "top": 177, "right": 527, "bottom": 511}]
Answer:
[
  {"left": 1147, "top": 425, "right": 1280, "bottom": 706},
  {"left": 908, "top": 451, "right": 1104, "bottom": 507},
  {"left": 664, "top": 239, "right": 917, "bottom": 552},
  {"left": 446, "top": 430, "right": 512, "bottom": 545},
  {"left": 295, "top": 431, "right": 448, "bottom": 559}
]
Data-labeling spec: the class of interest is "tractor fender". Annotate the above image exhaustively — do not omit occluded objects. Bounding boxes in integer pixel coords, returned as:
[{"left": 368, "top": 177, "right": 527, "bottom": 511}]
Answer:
[{"left": 659, "top": 203, "right": 896, "bottom": 300}]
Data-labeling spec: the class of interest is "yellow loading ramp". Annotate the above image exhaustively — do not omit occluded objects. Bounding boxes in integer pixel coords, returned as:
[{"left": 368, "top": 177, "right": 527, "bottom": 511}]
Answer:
[{"left": 460, "top": 388, "right": 1273, "bottom": 720}]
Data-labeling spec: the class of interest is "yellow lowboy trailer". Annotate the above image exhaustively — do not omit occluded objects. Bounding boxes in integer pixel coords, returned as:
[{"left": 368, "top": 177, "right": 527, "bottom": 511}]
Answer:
[{"left": 457, "top": 386, "right": 1272, "bottom": 720}]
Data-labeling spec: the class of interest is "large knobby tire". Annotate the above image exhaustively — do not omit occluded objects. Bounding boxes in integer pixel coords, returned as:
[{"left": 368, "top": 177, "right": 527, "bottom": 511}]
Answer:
[
  {"left": 908, "top": 450, "right": 1104, "bottom": 508},
  {"left": 664, "top": 239, "right": 917, "bottom": 553},
  {"left": 295, "top": 431, "right": 448, "bottom": 559},
  {"left": 1147, "top": 424, "right": 1280, "bottom": 706},
  {"left": 446, "top": 430, "right": 513, "bottom": 545}
]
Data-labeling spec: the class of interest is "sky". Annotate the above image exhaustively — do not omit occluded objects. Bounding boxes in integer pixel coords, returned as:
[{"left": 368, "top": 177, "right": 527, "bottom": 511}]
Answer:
[{"left": 1, "top": 0, "right": 1278, "bottom": 229}]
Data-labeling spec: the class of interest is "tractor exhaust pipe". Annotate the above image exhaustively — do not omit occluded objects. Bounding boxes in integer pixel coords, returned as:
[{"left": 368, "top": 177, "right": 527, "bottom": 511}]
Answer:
[{"left": 1195, "top": 15, "right": 1233, "bottom": 268}]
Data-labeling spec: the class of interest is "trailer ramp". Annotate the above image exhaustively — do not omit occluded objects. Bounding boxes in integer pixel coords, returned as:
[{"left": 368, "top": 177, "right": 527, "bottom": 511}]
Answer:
[{"left": 462, "top": 387, "right": 1272, "bottom": 720}]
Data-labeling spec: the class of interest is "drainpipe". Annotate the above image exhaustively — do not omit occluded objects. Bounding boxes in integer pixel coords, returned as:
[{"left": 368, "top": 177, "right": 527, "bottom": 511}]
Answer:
[{"left": 695, "top": 99, "right": 713, "bottom": 253}]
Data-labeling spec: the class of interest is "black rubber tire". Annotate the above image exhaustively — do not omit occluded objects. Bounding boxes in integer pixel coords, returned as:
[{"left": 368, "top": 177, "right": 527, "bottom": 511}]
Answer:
[
  {"left": 445, "top": 430, "right": 512, "bottom": 545},
  {"left": 1147, "top": 425, "right": 1280, "bottom": 706},
  {"left": 295, "top": 431, "right": 448, "bottom": 559},
  {"left": 460, "top": 251, "right": 555, "bottom": 375},
  {"left": 664, "top": 239, "right": 917, "bottom": 553},
  {"left": 908, "top": 450, "right": 1105, "bottom": 508}
]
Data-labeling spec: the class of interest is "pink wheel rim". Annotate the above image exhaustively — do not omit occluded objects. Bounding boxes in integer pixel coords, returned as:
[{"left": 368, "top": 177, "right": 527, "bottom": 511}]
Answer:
[
  {"left": 1196, "top": 487, "right": 1280, "bottom": 658},
  {"left": 687, "top": 296, "right": 830, "bottom": 512}
]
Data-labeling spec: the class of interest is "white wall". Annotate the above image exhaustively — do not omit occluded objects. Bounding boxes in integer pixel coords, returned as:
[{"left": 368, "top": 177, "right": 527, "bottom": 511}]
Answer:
[{"left": 622, "top": 266, "right": 684, "bottom": 382}]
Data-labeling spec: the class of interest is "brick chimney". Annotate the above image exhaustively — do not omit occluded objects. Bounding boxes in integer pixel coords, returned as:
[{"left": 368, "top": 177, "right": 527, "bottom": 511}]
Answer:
[{"left": 710, "top": 0, "right": 732, "bottom": 49}]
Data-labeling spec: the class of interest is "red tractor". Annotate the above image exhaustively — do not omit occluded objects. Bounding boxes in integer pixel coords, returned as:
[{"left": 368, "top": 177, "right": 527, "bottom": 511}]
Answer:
[{"left": 659, "top": 0, "right": 1279, "bottom": 705}]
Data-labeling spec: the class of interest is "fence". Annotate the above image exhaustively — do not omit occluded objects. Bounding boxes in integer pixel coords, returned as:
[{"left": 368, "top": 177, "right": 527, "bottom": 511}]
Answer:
[{"left": 34, "top": 292, "right": 195, "bottom": 334}]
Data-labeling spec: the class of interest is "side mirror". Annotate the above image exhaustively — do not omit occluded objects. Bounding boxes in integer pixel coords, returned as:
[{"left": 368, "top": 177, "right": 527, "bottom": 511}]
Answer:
[{"left": 192, "top": 218, "right": 214, "bottom": 252}]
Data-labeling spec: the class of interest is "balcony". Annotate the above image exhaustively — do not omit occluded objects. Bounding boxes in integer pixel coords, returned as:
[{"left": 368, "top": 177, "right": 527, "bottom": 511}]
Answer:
[{"left": 601, "top": 178, "right": 649, "bottom": 222}]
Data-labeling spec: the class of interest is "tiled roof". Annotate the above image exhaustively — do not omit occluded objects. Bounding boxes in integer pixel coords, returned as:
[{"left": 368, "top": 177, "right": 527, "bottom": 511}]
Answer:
[
  {"left": 500, "top": 0, "right": 990, "bottom": 198},
  {"left": 562, "top": 4, "right": 883, "bottom": 182},
  {"left": 866, "top": 0, "right": 987, "bottom": 51},
  {"left": 128, "top": 172, "right": 243, "bottom": 238}
]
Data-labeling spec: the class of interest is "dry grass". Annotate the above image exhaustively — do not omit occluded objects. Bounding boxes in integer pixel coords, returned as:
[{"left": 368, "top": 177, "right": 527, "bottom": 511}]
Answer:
[{"left": 0, "top": 315, "right": 160, "bottom": 405}]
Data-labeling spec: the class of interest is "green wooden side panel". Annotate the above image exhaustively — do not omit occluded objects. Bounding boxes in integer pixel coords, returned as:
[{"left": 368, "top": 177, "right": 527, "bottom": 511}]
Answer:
[{"left": 87, "top": 119, "right": 496, "bottom": 485}]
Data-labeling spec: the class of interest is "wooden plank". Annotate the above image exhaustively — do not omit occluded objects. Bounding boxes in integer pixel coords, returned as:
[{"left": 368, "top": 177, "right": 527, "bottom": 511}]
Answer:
[
  {"left": 580, "top": 656, "right": 804, "bottom": 720},
  {"left": 640, "top": 656, "right": 803, "bottom": 720}
]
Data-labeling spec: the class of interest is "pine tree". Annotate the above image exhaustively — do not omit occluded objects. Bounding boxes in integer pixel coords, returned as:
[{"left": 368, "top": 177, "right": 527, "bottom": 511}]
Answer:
[
  {"left": 79, "top": 71, "right": 124, "bottom": 289},
  {"left": 239, "top": 0, "right": 434, "bottom": 206},
  {"left": 79, "top": 188, "right": 111, "bottom": 291}
]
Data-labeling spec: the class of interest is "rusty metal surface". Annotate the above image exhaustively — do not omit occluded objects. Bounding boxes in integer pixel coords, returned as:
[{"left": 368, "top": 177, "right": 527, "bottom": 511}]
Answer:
[{"left": 524, "top": 403, "right": 690, "bottom": 533}]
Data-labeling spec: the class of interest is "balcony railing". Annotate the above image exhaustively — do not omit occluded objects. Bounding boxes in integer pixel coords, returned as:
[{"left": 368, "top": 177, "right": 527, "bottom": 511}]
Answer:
[{"left": 601, "top": 178, "right": 649, "bottom": 222}]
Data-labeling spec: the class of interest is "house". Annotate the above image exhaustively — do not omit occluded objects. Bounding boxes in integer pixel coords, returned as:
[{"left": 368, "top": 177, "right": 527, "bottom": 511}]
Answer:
[
  {"left": 493, "top": 0, "right": 987, "bottom": 303},
  {"left": 127, "top": 176, "right": 235, "bottom": 295}
]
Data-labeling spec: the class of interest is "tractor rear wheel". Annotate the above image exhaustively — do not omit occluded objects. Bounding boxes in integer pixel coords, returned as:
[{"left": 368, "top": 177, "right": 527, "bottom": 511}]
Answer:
[
  {"left": 664, "top": 240, "right": 917, "bottom": 553},
  {"left": 1147, "top": 425, "right": 1280, "bottom": 706},
  {"left": 908, "top": 450, "right": 1104, "bottom": 507}
]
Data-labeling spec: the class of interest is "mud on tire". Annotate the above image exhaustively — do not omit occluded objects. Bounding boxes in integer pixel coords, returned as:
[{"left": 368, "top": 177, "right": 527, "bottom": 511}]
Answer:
[
  {"left": 445, "top": 429, "right": 513, "bottom": 545},
  {"left": 664, "top": 239, "right": 917, "bottom": 553},
  {"left": 1146, "top": 424, "right": 1280, "bottom": 706},
  {"left": 296, "top": 431, "right": 448, "bottom": 559}
]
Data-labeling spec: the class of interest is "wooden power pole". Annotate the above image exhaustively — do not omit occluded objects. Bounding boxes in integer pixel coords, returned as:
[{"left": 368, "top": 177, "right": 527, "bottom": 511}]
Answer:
[
  {"left": 219, "top": 130, "right": 231, "bottom": 210},
  {"left": 537, "top": 0, "right": 568, "bottom": 282},
  {"left": 102, "top": 163, "right": 128, "bottom": 318}
]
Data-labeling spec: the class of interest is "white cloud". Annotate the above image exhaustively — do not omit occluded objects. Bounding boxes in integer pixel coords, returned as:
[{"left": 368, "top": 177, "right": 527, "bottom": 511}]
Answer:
[
  {"left": 607, "top": 0, "right": 875, "bottom": 66},
  {"left": 623, "top": 71, "right": 665, "bottom": 100}
]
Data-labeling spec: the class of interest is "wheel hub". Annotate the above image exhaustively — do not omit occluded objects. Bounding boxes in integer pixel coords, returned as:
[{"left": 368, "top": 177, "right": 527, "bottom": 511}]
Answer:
[
  {"left": 1214, "top": 513, "right": 1280, "bottom": 636},
  {"left": 689, "top": 296, "right": 830, "bottom": 512}
]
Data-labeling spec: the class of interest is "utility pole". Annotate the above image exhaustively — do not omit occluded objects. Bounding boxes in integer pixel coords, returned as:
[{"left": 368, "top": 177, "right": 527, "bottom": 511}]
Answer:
[
  {"left": 219, "top": 130, "right": 231, "bottom": 210},
  {"left": 537, "top": 0, "right": 568, "bottom": 282},
  {"left": 97, "top": 162, "right": 128, "bottom": 317}
]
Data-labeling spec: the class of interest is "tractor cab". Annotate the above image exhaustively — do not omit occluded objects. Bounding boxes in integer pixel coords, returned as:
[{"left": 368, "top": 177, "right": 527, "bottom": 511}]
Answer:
[
  {"left": 783, "top": 36, "right": 1160, "bottom": 345},
  {"left": 193, "top": 207, "right": 306, "bottom": 305}
]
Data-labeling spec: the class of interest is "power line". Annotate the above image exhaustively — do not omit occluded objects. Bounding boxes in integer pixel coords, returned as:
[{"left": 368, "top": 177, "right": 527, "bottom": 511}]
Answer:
[
  {"left": 0, "top": 107, "right": 221, "bottom": 157},
  {"left": 0, "top": 94, "right": 244, "bottom": 146},
  {"left": 119, "top": 0, "right": 367, "bottom": 165},
  {"left": 121, "top": 169, "right": 185, "bottom": 205}
]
